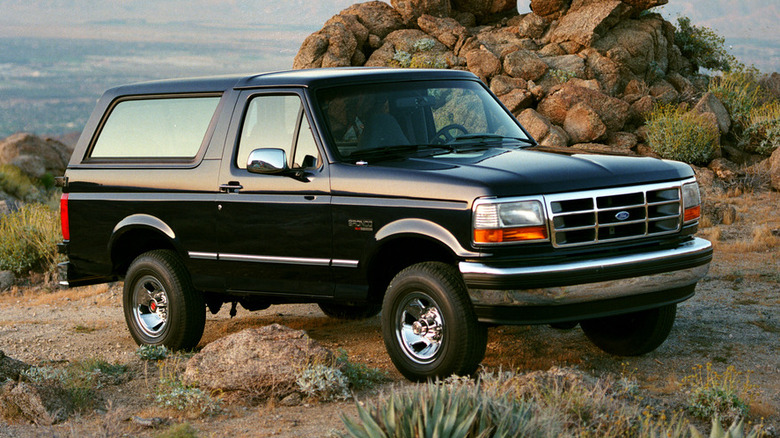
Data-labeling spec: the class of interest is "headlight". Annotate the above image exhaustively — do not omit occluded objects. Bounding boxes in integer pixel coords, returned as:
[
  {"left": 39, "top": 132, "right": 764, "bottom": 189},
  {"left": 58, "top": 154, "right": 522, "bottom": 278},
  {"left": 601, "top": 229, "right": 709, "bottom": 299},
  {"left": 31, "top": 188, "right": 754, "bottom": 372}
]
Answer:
[
  {"left": 473, "top": 199, "right": 548, "bottom": 244},
  {"left": 682, "top": 182, "right": 701, "bottom": 223}
]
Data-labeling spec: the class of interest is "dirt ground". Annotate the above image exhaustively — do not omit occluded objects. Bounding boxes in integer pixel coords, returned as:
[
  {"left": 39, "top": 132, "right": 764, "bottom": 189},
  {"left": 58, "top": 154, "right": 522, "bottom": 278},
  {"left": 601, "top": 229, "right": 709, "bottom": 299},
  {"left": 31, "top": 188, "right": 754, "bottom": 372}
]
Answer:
[{"left": 0, "top": 190, "right": 778, "bottom": 437}]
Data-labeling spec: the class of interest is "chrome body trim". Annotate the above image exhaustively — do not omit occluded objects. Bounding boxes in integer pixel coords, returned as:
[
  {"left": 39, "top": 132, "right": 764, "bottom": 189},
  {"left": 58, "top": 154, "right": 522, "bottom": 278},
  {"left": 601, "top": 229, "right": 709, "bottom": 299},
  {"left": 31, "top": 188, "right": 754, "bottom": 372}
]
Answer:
[
  {"left": 188, "top": 251, "right": 359, "bottom": 268},
  {"left": 460, "top": 237, "right": 711, "bottom": 306},
  {"left": 188, "top": 251, "right": 218, "bottom": 260}
]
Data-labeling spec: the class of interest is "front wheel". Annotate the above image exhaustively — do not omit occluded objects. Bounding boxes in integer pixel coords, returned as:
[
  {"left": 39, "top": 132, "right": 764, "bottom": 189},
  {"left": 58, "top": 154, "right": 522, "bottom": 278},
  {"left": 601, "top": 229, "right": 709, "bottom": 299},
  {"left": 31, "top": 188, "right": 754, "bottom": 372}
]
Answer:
[
  {"left": 580, "top": 304, "right": 677, "bottom": 356},
  {"left": 382, "top": 262, "right": 487, "bottom": 381},
  {"left": 123, "top": 250, "right": 205, "bottom": 350}
]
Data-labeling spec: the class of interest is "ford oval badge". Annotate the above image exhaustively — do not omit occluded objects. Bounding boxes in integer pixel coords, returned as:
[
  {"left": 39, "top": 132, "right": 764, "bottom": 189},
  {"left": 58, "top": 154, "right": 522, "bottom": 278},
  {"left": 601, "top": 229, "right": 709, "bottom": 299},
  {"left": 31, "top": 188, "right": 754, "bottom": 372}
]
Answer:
[{"left": 615, "top": 211, "right": 630, "bottom": 221}]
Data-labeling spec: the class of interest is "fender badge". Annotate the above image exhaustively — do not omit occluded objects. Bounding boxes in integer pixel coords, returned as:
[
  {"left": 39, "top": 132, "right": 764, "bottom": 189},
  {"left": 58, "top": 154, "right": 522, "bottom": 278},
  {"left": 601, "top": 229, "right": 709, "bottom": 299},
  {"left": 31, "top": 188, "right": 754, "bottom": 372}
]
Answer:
[
  {"left": 615, "top": 211, "right": 630, "bottom": 221},
  {"left": 348, "top": 219, "right": 373, "bottom": 231}
]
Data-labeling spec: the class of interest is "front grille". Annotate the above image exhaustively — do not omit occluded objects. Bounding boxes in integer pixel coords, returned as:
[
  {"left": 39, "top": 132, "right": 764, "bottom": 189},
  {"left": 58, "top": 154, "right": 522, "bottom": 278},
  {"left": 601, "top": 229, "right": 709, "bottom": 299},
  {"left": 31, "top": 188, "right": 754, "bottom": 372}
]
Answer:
[{"left": 546, "top": 182, "right": 682, "bottom": 247}]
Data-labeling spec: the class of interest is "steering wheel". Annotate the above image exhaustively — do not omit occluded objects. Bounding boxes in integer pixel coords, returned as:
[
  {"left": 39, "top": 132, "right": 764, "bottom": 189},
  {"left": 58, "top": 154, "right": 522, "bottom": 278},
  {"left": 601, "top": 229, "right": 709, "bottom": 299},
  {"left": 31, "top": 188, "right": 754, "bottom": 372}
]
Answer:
[{"left": 433, "top": 124, "right": 468, "bottom": 144}]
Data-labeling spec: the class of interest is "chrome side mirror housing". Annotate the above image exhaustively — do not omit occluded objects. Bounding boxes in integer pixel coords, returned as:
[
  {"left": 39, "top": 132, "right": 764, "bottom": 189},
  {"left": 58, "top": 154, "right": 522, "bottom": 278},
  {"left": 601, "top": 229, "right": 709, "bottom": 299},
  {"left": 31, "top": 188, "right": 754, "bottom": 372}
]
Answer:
[{"left": 247, "top": 148, "right": 289, "bottom": 174}]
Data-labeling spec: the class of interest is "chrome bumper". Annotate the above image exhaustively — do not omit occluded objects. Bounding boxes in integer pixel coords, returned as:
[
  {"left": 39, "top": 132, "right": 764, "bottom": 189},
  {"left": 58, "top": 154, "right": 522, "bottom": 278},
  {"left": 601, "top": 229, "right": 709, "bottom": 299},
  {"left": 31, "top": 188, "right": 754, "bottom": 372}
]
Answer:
[{"left": 460, "top": 237, "right": 712, "bottom": 307}]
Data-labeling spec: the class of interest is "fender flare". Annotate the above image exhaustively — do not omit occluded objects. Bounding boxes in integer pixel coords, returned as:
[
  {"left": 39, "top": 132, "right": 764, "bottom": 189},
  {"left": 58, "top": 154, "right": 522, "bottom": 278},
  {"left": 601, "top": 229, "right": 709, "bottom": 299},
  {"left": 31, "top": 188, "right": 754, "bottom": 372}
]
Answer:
[
  {"left": 374, "top": 218, "right": 479, "bottom": 259},
  {"left": 108, "top": 214, "right": 181, "bottom": 261}
]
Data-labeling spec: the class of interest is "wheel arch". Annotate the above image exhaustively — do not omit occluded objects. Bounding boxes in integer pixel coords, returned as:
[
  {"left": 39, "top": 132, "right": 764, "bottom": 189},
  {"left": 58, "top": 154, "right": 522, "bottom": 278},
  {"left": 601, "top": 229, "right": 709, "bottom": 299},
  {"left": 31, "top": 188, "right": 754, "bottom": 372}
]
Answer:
[
  {"left": 365, "top": 219, "right": 474, "bottom": 303},
  {"left": 109, "top": 214, "right": 183, "bottom": 276}
]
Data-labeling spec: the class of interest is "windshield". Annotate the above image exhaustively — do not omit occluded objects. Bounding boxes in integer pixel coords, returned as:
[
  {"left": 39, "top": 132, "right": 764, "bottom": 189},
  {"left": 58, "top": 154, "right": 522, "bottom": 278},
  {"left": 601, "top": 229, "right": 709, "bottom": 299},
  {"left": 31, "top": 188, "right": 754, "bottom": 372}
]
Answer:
[{"left": 315, "top": 80, "right": 533, "bottom": 162}]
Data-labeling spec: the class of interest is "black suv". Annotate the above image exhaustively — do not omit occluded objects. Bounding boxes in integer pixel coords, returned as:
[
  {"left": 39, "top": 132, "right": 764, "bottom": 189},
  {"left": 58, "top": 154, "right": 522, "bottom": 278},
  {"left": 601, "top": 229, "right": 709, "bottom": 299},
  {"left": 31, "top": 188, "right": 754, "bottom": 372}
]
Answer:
[{"left": 58, "top": 68, "right": 712, "bottom": 380}]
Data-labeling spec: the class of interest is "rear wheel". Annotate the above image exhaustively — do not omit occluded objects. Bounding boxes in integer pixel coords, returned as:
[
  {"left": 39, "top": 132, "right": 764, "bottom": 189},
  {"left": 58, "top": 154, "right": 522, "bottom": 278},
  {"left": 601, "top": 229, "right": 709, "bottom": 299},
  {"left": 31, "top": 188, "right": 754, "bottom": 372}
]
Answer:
[
  {"left": 382, "top": 262, "right": 487, "bottom": 381},
  {"left": 318, "top": 302, "right": 381, "bottom": 320},
  {"left": 580, "top": 304, "right": 677, "bottom": 356},
  {"left": 123, "top": 250, "right": 205, "bottom": 350}
]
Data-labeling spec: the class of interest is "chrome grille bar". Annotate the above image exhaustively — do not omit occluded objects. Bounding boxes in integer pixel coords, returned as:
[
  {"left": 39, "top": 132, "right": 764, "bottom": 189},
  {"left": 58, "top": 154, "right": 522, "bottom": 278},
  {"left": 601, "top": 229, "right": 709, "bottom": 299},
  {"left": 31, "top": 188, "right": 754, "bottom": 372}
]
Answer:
[{"left": 545, "top": 181, "right": 684, "bottom": 248}]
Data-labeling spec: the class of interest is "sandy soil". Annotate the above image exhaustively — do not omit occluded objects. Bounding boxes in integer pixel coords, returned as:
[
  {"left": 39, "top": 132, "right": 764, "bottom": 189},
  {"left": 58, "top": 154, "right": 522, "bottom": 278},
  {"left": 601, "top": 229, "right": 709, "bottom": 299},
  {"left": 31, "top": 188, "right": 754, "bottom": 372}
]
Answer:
[{"left": 0, "top": 190, "right": 778, "bottom": 437}]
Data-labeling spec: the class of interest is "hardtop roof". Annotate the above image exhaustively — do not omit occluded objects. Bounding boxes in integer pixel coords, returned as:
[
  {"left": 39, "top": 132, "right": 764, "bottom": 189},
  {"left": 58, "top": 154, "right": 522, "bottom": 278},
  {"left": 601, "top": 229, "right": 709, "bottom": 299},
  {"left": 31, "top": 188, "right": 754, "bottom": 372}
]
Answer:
[{"left": 103, "top": 68, "right": 480, "bottom": 97}]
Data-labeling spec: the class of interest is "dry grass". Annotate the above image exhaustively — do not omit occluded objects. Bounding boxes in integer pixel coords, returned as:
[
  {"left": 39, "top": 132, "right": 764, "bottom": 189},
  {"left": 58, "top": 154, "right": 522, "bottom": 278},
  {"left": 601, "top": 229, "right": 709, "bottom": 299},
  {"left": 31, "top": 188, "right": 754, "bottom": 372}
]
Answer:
[{"left": 0, "top": 283, "right": 118, "bottom": 306}]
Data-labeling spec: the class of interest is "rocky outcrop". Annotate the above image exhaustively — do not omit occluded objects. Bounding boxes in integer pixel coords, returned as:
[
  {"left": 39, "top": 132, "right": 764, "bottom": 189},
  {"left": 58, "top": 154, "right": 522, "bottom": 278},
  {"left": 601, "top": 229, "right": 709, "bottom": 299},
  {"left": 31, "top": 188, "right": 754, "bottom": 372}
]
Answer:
[
  {"left": 183, "top": 324, "right": 335, "bottom": 398},
  {"left": 0, "top": 350, "right": 29, "bottom": 381},
  {"left": 0, "top": 381, "right": 74, "bottom": 425},
  {"left": 0, "top": 271, "right": 14, "bottom": 292},
  {"left": 294, "top": 0, "right": 778, "bottom": 183},
  {"left": 771, "top": 147, "right": 780, "bottom": 191},
  {"left": 0, "top": 133, "right": 71, "bottom": 179}
]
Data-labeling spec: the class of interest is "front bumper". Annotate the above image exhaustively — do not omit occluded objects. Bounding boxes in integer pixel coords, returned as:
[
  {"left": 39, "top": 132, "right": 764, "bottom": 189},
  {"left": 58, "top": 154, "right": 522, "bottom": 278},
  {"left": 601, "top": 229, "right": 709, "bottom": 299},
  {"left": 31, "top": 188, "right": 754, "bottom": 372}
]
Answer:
[{"left": 459, "top": 237, "right": 712, "bottom": 324}]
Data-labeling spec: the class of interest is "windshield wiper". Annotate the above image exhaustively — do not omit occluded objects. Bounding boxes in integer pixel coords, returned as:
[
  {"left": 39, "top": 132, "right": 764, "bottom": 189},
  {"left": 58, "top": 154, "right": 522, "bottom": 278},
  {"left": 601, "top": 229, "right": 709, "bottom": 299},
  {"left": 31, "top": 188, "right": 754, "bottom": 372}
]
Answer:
[
  {"left": 450, "top": 134, "right": 536, "bottom": 146},
  {"left": 348, "top": 144, "right": 448, "bottom": 163}
]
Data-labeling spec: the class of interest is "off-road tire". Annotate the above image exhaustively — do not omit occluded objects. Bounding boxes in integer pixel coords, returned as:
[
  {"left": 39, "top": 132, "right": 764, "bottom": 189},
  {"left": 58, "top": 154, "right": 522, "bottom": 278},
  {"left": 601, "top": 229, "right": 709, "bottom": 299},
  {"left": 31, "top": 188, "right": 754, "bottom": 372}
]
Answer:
[
  {"left": 123, "top": 250, "right": 205, "bottom": 350},
  {"left": 580, "top": 304, "right": 677, "bottom": 356},
  {"left": 382, "top": 262, "right": 487, "bottom": 381}
]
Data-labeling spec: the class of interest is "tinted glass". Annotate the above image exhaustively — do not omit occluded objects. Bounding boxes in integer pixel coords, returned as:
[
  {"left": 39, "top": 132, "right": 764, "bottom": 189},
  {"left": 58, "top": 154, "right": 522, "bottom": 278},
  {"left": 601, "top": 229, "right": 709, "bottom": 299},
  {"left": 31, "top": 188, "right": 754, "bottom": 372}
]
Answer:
[
  {"left": 91, "top": 96, "right": 219, "bottom": 159},
  {"left": 316, "top": 80, "right": 529, "bottom": 160}
]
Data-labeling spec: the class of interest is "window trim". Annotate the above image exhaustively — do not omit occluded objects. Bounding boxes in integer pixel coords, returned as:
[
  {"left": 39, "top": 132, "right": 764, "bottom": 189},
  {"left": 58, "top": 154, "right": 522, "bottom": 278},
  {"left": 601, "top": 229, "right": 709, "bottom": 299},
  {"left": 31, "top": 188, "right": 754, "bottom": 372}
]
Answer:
[{"left": 81, "top": 92, "right": 223, "bottom": 168}]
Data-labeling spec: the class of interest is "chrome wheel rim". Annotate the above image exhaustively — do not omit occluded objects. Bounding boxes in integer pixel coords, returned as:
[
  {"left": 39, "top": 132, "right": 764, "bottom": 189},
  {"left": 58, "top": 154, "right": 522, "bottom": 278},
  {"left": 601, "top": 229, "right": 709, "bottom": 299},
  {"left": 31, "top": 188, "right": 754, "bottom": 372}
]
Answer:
[
  {"left": 395, "top": 292, "right": 444, "bottom": 364},
  {"left": 132, "top": 275, "right": 169, "bottom": 338}
]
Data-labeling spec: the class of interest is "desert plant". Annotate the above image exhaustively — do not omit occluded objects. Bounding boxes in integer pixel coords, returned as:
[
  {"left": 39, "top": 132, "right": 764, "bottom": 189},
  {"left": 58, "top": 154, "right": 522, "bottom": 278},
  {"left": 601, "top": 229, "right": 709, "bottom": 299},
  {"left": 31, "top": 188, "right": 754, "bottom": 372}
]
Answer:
[
  {"left": 645, "top": 105, "right": 719, "bottom": 164},
  {"left": 0, "top": 164, "right": 40, "bottom": 202},
  {"left": 690, "top": 417, "right": 762, "bottom": 438},
  {"left": 296, "top": 364, "right": 351, "bottom": 401},
  {"left": 154, "top": 359, "right": 221, "bottom": 415},
  {"left": 21, "top": 358, "right": 126, "bottom": 411},
  {"left": 743, "top": 101, "right": 780, "bottom": 155},
  {"left": 0, "top": 202, "right": 62, "bottom": 275},
  {"left": 340, "top": 379, "right": 542, "bottom": 438},
  {"left": 137, "top": 344, "right": 171, "bottom": 361},
  {"left": 390, "top": 38, "right": 447, "bottom": 69},
  {"left": 674, "top": 16, "right": 739, "bottom": 73},
  {"left": 709, "top": 69, "right": 764, "bottom": 130},
  {"left": 155, "top": 423, "right": 200, "bottom": 438},
  {"left": 681, "top": 363, "right": 759, "bottom": 424},
  {"left": 336, "top": 350, "right": 388, "bottom": 391}
]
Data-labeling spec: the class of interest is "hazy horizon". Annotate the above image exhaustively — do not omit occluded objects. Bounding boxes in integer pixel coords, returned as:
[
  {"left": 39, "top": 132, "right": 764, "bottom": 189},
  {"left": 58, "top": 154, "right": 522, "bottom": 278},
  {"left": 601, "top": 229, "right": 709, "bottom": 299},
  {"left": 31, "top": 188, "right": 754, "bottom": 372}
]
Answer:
[{"left": 1, "top": 0, "right": 777, "bottom": 138}]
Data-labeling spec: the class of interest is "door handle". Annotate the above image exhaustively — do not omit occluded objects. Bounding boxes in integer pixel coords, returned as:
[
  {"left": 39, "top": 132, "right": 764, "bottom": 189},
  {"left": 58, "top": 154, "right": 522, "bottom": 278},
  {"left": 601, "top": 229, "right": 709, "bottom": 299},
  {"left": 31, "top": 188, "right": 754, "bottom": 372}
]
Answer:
[{"left": 219, "top": 182, "right": 243, "bottom": 193}]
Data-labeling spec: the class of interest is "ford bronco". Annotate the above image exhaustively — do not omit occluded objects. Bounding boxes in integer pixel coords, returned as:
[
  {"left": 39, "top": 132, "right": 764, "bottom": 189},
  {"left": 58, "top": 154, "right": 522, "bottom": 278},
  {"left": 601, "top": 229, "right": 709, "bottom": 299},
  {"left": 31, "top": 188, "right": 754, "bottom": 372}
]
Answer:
[{"left": 58, "top": 68, "right": 712, "bottom": 380}]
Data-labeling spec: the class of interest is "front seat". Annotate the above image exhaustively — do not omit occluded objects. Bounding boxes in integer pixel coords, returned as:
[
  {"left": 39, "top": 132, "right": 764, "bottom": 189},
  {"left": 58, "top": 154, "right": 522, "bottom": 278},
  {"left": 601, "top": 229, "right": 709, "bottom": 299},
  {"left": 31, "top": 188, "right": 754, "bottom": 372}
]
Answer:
[{"left": 357, "top": 113, "right": 409, "bottom": 150}]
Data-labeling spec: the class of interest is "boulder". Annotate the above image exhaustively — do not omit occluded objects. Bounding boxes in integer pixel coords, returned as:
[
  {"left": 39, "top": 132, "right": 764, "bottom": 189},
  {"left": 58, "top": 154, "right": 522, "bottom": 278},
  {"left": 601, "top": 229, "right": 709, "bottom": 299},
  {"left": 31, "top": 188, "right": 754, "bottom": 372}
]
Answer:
[
  {"left": 293, "top": 23, "right": 358, "bottom": 69},
  {"left": 593, "top": 15, "right": 671, "bottom": 78},
  {"left": 537, "top": 82, "right": 630, "bottom": 131},
  {"left": 475, "top": 27, "right": 536, "bottom": 58},
  {"left": 543, "top": 54, "right": 587, "bottom": 80},
  {"left": 391, "top": 0, "right": 450, "bottom": 27},
  {"left": 0, "top": 133, "right": 71, "bottom": 179},
  {"left": 451, "top": 0, "right": 517, "bottom": 19},
  {"left": 490, "top": 75, "right": 529, "bottom": 96},
  {"left": 693, "top": 92, "right": 731, "bottom": 134},
  {"left": 628, "top": 95, "right": 654, "bottom": 124},
  {"left": 341, "top": 1, "right": 405, "bottom": 39},
  {"left": 516, "top": 13, "right": 551, "bottom": 39},
  {"left": 0, "top": 381, "right": 74, "bottom": 425},
  {"left": 708, "top": 158, "right": 740, "bottom": 183},
  {"left": 563, "top": 103, "right": 607, "bottom": 143},
  {"left": 0, "top": 271, "right": 14, "bottom": 292},
  {"left": 0, "top": 350, "right": 29, "bottom": 381},
  {"left": 417, "top": 14, "right": 468, "bottom": 49},
  {"left": 366, "top": 29, "right": 456, "bottom": 68},
  {"left": 504, "top": 49, "right": 549, "bottom": 81},
  {"left": 759, "top": 72, "right": 780, "bottom": 101},
  {"left": 770, "top": 147, "right": 780, "bottom": 191},
  {"left": 183, "top": 324, "right": 335, "bottom": 397},
  {"left": 582, "top": 48, "right": 623, "bottom": 96},
  {"left": 649, "top": 79, "right": 679, "bottom": 105},
  {"left": 570, "top": 142, "right": 636, "bottom": 155},
  {"left": 621, "top": 0, "right": 668, "bottom": 15},
  {"left": 499, "top": 89, "right": 535, "bottom": 114},
  {"left": 549, "top": 0, "right": 631, "bottom": 47},
  {"left": 543, "top": 124, "right": 571, "bottom": 147},
  {"left": 517, "top": 108, "right": 553, "bottom": 142},
  {"left": 530, "top": 0, "right": 571, "bottom": 19},
  {"left": 607, "top": 131, "right": 639, "bottom": 150},
  {"left": 465, "top": 49, "right": 503, "bottom": 81}
]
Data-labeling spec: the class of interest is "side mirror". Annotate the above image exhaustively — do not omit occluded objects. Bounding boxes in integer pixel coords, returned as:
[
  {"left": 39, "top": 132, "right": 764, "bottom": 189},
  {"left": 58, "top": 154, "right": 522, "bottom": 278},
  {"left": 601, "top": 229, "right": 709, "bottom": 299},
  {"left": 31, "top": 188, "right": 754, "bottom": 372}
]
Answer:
[{"left": 247, "top": 148, "right": 289, "bottom": 174}]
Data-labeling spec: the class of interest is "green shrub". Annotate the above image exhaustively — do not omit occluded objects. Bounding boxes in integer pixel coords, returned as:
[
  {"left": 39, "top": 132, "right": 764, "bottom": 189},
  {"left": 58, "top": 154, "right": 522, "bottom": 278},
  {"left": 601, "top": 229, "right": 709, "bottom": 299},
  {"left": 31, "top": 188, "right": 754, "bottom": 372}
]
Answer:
[
  {"left": 296, "top": 364, "right": 350, "bottom": 401},
  {"left": 674, "top": 16, "right": 739, "bottom": 73},
  {"left": 0, "top": 164, "right": 40, "bottom": 201},
  {"left": 645, "top": 105, "right": 719, "bottom": 164},
  {"left": 155, "top": 423, "right": 200, "bottom": 438},
  {"left": 709, "top": 69, "right": 764, "bottom": 129},
  {"left": 137, "top": 344, "right": 171, "bottom": 361},
  {"left": 340, "top": 379, "right": 542, "bottom": 438},
  {"left": 744, "top": 101, "right": 780, "bottom": 155},
  {"left": 0, "top": 202, "right": 62, "bottom": 275},
  {"left": 154, "top": 359, "right": 221, "bottom": 415},
  {"left": 336, "top": 350, "right": 388, "bottom": 391},
  {"left": 21, "top": 358, "right": 127, "bottom": 411},
  {"left": 390, "top": 38, "right": 447, "bottom": 69},
  {"left": 681, "top": 363, "right": 758, "bottom": 424}
]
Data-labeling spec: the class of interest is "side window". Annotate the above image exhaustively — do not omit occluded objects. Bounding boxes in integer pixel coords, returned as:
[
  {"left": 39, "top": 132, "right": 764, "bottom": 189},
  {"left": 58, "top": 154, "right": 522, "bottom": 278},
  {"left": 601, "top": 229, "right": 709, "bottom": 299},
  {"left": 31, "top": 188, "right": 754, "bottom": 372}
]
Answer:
[
  {"left": 90, "top": 96, "right": 219, "bottom": 159},
  {"left": 236, "top": 95, "right": 320, "bottom": 169}
]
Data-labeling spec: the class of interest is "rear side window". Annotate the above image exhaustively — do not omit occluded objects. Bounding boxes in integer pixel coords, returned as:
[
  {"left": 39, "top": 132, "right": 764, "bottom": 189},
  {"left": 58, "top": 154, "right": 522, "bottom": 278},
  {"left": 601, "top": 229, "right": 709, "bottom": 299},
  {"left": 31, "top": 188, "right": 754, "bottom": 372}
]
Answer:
[{"left": 90, "top": 96, "right": 220, "bottom": 159}]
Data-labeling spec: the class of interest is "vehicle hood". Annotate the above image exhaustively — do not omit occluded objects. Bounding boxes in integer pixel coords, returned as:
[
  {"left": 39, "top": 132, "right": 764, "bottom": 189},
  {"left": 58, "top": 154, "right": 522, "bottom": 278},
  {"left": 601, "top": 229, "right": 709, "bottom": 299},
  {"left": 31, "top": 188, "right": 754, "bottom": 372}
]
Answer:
[{"left": 330, "top": 147, "right": 695, "bottom": 200}]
